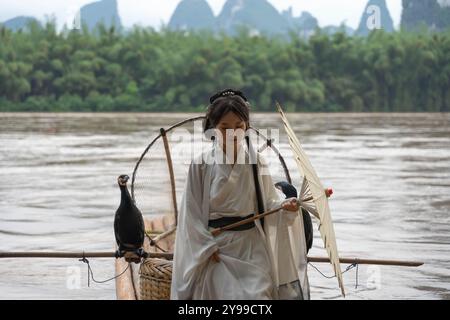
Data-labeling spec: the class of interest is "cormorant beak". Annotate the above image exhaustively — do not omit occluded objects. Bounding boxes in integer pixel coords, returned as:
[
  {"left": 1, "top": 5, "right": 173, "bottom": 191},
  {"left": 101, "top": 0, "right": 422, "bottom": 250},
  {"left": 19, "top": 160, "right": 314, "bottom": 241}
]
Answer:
[
  {"left": 118, "top": 175, "right": 130, "bottom": 186},
  {"left": 274, "top": 182, "right": 284, "bottom": 192}
]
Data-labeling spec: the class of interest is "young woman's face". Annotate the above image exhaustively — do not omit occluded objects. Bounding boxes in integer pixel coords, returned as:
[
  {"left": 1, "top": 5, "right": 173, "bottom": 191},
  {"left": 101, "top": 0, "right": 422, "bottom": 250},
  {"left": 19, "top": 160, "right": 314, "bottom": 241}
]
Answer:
[{"left": 215, "top": 111, "right": 247, "bottom": 152}]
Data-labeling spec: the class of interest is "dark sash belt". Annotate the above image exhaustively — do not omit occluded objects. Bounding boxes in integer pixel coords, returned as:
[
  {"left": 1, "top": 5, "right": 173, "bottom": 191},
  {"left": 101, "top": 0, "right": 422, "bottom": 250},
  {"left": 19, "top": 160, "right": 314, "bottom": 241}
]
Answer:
[{"left": 208, "top": 213, "right": 256, "bottom": 231}]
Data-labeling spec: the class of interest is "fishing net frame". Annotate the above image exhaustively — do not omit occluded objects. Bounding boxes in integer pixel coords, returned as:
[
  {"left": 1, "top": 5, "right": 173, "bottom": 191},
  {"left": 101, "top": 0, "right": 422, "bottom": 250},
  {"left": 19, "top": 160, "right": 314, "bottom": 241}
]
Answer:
[{"left": 130, "top": 115, "right": 293, "bottom": 227}]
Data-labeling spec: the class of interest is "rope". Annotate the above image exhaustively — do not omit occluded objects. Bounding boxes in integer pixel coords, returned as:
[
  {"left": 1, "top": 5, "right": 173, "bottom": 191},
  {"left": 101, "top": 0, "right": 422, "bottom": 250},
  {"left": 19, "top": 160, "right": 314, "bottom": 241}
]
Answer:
[
  {"left": 79, "top": 252, "right": 130, "bottom": 287},
  {"left": 308, "top": 262, "right": 360, "bottom": 289}
]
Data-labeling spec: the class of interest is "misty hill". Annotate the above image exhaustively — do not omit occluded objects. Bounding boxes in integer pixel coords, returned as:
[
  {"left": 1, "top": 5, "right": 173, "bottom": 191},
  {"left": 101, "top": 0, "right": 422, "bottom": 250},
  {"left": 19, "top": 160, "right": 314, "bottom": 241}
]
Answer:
[
  {"left": 216, "top": 0, "right": 289, "bottom": 36},
  {"left": 80, "top": 0, "right": 122, "bottom": 31},
  {"left": 169, "top": 0, "right": 216, "bottom": 31},
  {"left": 322, "top": 24, "right": 355, "bottom": 36},
  {"left": 401, "top": 0, "right": 450, "bottom": 31},
  {"left": 282, "top": 8, "right": 318, "bottom": 38},
  {"left": 167, "top": 0, "right": 360, "bottom": 38},
  {"left": 1, "top": 16, "right": 41, "bottom": 31}
]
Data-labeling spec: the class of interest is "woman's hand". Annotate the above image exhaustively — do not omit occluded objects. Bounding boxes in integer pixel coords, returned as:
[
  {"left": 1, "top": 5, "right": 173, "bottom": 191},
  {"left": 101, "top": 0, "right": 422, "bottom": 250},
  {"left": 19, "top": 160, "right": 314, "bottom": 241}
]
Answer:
[
  {"left": 282, "top": 197, "right": 299, "bottom": 212},
  {"left": 210, "top": 249, "right": 220, "bottom": 263}
]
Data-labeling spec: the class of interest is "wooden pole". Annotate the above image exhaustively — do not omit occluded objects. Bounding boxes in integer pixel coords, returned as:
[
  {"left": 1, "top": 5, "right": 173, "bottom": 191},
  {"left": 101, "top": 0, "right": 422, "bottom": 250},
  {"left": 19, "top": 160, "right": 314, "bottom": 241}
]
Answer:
[
  {"left": 211, "top": 206, "right": 284, "bottom": 236},
  {"left": 308, "top": 256, "right": 423, "bottom": 267},
  {"left": 160, "top": 128, "right": 178, "bottom": 226},
  {"left": 148, "top": 226, "right": 176, "bottom": 244},
  {"left": 0, "top": 252, "right": 422, "bottom": 267},
  {"left": 210, "top": 196, "right": 313, "bottom": 237},
  {"left": 0, "top": 251, "right": 173, "bottom": 260}
]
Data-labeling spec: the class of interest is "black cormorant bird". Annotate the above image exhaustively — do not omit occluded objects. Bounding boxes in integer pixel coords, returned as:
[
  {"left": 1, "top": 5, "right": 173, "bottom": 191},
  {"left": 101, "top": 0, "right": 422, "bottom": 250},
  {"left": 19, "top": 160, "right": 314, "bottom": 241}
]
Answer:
[
  {"left": 114, "top": 174, "right": 145, "bottom": 263},
  {"left": 275, "top": 181, "right": 313, "bottom": 253}
]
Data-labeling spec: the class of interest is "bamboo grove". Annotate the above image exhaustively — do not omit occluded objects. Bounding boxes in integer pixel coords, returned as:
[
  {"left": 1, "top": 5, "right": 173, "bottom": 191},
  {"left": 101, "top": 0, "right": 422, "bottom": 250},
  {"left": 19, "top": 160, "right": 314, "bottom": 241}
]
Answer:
[{"left": 1, "top": 22, "right": 449, "bottom": 112}]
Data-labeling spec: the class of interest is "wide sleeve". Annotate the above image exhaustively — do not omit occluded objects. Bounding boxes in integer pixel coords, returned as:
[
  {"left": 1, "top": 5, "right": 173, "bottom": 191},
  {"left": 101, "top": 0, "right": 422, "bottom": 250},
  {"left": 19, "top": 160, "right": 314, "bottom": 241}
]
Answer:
[
  {"left": 258, "top": 153, "right": 301, "bottom": 288},
  {"left": 170, "top": 161, "right": 219, "bottom": 300}
]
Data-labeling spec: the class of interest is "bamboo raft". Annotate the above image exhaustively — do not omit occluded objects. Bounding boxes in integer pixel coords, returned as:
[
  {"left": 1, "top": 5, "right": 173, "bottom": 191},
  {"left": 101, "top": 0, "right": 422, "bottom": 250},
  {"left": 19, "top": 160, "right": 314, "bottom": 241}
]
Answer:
[{"left": 114, "top": 214, "right": 423, "bottom": 300}]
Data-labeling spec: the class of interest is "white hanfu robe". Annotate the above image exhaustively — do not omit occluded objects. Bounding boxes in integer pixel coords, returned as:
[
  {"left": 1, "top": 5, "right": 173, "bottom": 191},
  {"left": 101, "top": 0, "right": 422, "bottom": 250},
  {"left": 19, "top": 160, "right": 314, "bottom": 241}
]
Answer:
[{"left": 170, "top": 141, "right": 310, "bottom": 300}]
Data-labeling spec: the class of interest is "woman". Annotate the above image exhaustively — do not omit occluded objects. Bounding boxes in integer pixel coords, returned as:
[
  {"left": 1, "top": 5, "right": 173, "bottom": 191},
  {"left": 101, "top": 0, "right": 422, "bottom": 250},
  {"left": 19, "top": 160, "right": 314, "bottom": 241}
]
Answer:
[{"left": 170, "top": 89, "right": 310, "bottom": 300}]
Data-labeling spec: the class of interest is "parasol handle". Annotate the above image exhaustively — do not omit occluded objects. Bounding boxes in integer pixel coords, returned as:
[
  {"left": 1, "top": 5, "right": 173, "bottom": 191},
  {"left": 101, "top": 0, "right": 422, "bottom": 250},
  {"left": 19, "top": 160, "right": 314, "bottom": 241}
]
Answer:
[
  {"left": 210, "top": 188, "right": 333, "bottom": 237},
  {"left": 210, "top": 206, "right": 284, "bottom": 236}
]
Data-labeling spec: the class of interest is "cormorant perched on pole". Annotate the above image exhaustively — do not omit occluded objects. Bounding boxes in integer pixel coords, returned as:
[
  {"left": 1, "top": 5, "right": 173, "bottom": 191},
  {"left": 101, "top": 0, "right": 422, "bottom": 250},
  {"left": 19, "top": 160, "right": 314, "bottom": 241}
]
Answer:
[
  {"left": 114, "top": 175, "right": 146, "bottom": 263},
  {"left": 275, "top": 181, "right": 313, "bottom": 253}
]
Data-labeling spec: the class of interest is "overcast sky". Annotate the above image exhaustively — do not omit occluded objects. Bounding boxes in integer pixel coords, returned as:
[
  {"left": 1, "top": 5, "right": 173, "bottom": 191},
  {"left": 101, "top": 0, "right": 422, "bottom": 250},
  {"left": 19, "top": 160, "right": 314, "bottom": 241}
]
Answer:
[{"left": 0, "top": 0, "right": 403, "bottom": 30}]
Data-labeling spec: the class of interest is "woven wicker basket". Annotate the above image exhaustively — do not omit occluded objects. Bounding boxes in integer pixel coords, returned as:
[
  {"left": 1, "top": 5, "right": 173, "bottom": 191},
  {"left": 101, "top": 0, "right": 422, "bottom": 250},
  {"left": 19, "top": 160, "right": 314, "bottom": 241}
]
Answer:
[{"left": 139, "top": 258, "right": 173, "bottom": 300}]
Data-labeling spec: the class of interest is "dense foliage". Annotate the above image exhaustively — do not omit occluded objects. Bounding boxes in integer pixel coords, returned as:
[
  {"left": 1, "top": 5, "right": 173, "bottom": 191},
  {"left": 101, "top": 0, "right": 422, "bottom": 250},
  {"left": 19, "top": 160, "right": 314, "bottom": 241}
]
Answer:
[
  {"left": 1, "top": 22, "right": 449, "bottom": 112},
  {"left": 401, "top": 0, "right": 450, "bottom": 32}
]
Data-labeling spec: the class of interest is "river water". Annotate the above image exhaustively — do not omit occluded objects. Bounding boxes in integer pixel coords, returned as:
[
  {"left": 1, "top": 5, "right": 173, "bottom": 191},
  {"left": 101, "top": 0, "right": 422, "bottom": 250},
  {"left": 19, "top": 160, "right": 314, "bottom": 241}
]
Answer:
[{"left": 0, "top": 112, "right": 449, "bottom": 300}]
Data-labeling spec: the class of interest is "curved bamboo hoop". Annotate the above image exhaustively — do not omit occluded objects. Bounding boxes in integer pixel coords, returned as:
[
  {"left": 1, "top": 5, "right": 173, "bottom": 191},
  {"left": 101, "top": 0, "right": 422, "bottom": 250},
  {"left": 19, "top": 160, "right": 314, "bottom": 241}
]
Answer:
[{"left": 131, "top": 116, "right": 292, "bottom": 212}]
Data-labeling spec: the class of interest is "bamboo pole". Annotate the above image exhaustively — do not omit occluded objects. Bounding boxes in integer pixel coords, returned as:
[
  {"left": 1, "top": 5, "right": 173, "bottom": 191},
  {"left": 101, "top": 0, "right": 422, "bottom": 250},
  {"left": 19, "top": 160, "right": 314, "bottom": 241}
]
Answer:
[
  {"left": 160, "top": 128, "right": 178, "bottom": 226},
  {"left": 0, "top": 251, "right": 173, "bottom": 260},
  {"left": 308, "top": 256, "right": 423, "bottom": 267},
  {"left": 210, "top": 196, "right": 314, "bottom": 237},
  {"left": 0, "top": 252, "right": 422, "bottom": 267},
  {"left": 211, "top": 206, "right": 284, "bottom": 236},
  {"left": 148, "top": 226, "right": 176, "bottom": 244}
]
